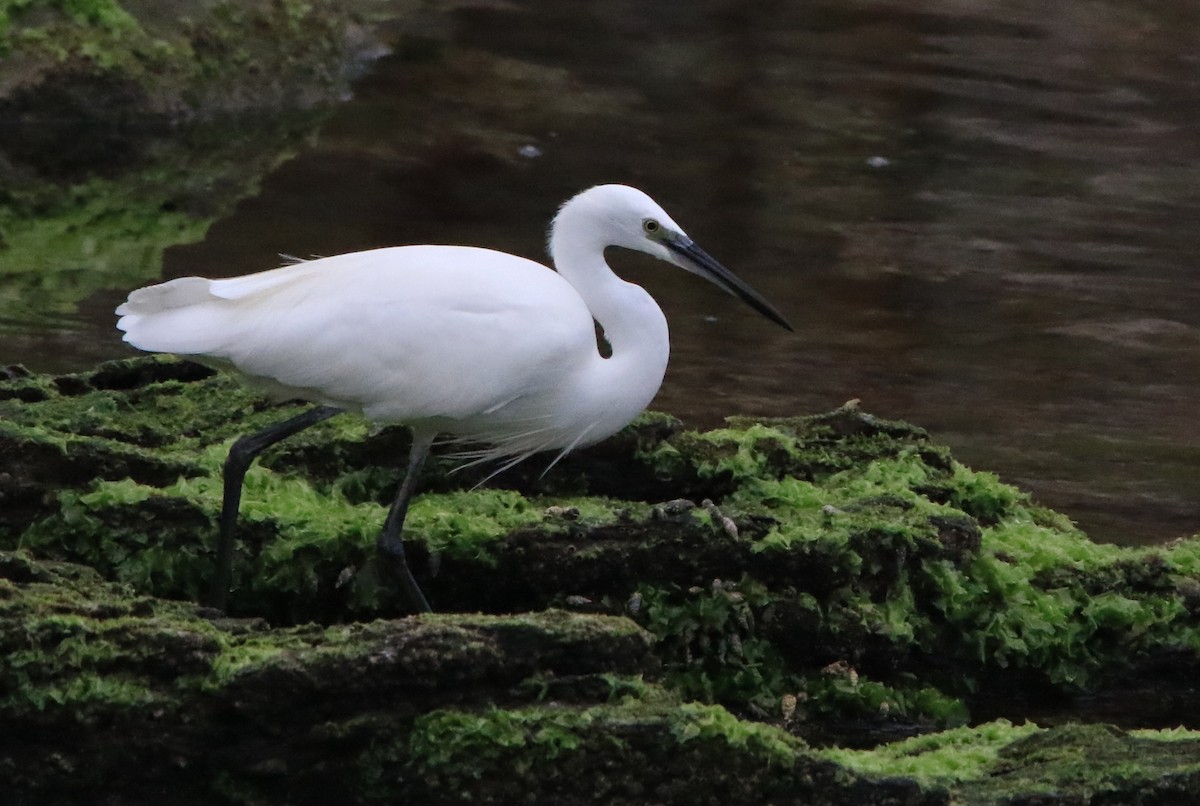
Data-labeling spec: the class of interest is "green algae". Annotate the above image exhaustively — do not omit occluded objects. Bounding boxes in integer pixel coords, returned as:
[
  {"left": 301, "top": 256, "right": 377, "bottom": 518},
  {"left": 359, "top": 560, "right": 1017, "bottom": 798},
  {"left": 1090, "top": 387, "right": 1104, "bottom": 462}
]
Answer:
[
  {"left": 405, "top": 701, "right": 1200, "bottom": 804},
  {"left": 19, "top": 470, "right": 518, "bottom": 617},
  {"left": 631, "top": 576, "right": 970, "bottom": 726},
  {"left": 2, "top": 551, "right": 677, "bottom": 802},
  {"left": 5, "top": 548, "right": 1200, "bottom": 803},
  {"left": 668, "top": 700, "right": 801, "bottom": 766},
  {"left": 409, "top": 490, "right": 548, "bottom": 563},
  {"left": 5, "top": 357, "right": 670, "bottom": 619},
  {"left": 660, "top": 410, "right": 949, "bottom": 489},
  {"left": 1, "top": 0, "right": 139, "bottom": 55},
  {"left": 800, "top": 669, "right": 969, "bottom": 727},
  {"left": 0, "top": 552, "right": 224, "bottom": 715},
  {"left": 409, "top": 699, "right": 805, "bottom": 778},
  {"left": 958, "top": 722, "right": 1200, "bottom": 803},
  {"left": 1, "top": 546, "right": 655, "bottom": 715},
  {"left": 409, "top": 706, "right": 608, "bottom": 778},
  {"left": 4, "top": 357, "right": 1200, "bottom": 744},
  {"left": 1131, "top": 725, "right": 1200, "bottom": 741},
  {"left": 632, "top": 577, "right": 796, "bottom": 711},
  {"left": 827, "top": 721, "right": 1200, "bottom": 803},
  {"left": 696, "top": 422, "right": 1200, "bottom": 694},
  {"left": 0, "top": 118, "right": 324, "bottom": 325},
  {"left": 824, "top": 719, "right": 1042, "bottom": 785},
  {"left": 923, "top": 516, "right": 1198, "bottom": 687},
  {"left": 22, "top": 470, "right": 386, "bottom": 610},
  {"left": 0, "top": 188, "right": 200, "bottom": 313},
  {"left": 16, "top": 438, "right": 653, "bottom": 619},
  {"left": 406, "top": 698, "right": 809, "bottom": 799},
  {"left": 0, "top": 0, "right": 400, "bottom": 328},
  {"left": 0, "top": 0, "right": 382, "bottom": 100},
  {"left": 0, "top": 357, "right": 287, "bottom": 451}
]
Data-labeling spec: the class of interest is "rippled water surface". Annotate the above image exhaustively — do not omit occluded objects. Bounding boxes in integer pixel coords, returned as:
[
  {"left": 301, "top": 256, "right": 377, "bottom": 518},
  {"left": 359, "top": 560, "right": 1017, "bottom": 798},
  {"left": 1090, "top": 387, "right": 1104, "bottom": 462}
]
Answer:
[{"left": 6, "top": 0, "right": 1200, "bottom": 543}]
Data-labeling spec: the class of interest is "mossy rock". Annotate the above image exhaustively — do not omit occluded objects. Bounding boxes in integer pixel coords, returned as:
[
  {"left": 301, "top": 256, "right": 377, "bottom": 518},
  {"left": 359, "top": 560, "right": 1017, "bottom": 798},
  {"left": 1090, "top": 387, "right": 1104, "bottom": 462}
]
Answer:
[
  {"left": 0, "top": 0, "right": 407, "bottom": 324},
  {"left": 3, "top": 357, "right": 1200, "bottom": 800},
  {"left": 0, "top": 550, "right": 658, "bottom": 802},
  {"left": 4, "top": 552, "right": 1200, "bottom": 804},
  {"left": 4, "top": 357, "right": 1200, "bottom": 732}
]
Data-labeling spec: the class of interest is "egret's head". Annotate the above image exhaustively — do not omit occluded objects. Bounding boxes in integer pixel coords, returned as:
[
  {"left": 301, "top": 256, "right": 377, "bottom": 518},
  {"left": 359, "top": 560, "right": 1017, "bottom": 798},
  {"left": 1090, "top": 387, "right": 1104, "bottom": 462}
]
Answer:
[
  {"left": 551, "top": 184, "right": 684, "bottom": 260},
  {"left": 551, "top": 184, "right": 793, "bottom": 332}
]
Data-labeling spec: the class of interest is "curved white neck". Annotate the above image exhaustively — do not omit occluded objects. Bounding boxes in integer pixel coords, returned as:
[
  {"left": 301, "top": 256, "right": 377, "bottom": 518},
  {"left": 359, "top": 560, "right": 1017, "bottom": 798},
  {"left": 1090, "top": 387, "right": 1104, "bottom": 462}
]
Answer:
[{"left": 549, "top": 213, "right": 671, "bottom": 428}]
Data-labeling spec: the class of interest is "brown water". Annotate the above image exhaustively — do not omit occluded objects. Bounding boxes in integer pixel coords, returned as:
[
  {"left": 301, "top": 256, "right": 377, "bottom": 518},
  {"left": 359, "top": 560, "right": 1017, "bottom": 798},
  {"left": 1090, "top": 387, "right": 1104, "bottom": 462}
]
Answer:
[{"left": 7, "top": 0, "right": 1200, "bottom": 544}]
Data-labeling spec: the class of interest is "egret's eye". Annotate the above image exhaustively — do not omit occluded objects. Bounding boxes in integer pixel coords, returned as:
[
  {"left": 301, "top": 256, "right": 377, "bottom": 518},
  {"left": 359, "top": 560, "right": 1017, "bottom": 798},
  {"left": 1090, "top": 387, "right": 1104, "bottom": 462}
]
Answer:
[{"left": 642, "top": 218, "right": 661, "bottom": 235}]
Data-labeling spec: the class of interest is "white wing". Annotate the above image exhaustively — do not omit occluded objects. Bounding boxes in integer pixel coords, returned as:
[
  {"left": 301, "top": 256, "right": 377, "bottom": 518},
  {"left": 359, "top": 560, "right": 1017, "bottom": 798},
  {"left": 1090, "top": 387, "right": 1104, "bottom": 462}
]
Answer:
[{"left": 116, "top": 246, "right": 597, "bottom": 423}]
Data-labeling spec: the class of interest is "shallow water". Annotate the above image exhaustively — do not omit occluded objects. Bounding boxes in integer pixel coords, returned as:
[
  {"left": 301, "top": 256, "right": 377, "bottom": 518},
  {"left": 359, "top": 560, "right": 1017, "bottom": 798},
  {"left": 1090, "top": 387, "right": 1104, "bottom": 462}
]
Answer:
[{"left": 5, "top": 0, "right": 1200, "bottom": 544}]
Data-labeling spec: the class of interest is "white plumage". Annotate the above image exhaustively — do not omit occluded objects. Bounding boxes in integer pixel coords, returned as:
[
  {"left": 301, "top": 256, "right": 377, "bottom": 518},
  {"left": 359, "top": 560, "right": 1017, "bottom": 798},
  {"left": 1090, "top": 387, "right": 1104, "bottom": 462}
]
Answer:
[{"left": 116, "top": 184, "right": 791, "bottom": 611}]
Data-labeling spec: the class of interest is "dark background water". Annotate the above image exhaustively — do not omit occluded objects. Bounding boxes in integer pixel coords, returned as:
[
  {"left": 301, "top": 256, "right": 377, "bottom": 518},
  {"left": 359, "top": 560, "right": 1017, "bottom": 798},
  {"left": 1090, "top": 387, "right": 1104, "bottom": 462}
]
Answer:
[{"left": 6, "top": 0, "right": 1200, "bottom": 544}]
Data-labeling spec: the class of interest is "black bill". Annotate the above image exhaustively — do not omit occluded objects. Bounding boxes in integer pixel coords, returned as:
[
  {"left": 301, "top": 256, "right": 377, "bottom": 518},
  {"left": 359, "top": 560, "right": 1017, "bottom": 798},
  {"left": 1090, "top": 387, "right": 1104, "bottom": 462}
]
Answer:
[{"left": 665, "top": 235, "right": 794, "bottom": 332}]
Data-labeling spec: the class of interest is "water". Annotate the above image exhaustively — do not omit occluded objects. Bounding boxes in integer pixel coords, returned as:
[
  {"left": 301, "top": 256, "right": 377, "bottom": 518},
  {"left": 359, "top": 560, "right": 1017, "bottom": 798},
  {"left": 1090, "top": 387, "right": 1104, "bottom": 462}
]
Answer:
[{"left": 4, "top": 0, "right": 1199, "bottom": 544}]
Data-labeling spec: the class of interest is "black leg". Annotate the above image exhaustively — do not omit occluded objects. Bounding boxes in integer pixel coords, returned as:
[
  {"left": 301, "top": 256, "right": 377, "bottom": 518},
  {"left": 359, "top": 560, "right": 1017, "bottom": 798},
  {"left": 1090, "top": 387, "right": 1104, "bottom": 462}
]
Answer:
[
  {"left": 207, "top": 405, "right": 342, "bottom": 610},
  {"left": 377, "top": 431, "right": 435, "bottom": 613}
]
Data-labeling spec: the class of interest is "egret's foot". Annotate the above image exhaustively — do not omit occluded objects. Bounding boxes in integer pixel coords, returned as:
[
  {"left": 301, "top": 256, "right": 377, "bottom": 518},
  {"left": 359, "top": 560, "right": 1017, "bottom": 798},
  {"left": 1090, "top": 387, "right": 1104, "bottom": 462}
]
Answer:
[{"left": 378, "top": 536, "right": 433, "bottom": 613}]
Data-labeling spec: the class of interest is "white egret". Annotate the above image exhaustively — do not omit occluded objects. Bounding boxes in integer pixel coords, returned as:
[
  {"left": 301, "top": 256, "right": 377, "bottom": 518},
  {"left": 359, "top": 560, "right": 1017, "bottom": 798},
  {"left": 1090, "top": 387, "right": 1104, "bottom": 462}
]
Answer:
[{"left": 116, "top": 184, "right": 792, "bottom": 613}]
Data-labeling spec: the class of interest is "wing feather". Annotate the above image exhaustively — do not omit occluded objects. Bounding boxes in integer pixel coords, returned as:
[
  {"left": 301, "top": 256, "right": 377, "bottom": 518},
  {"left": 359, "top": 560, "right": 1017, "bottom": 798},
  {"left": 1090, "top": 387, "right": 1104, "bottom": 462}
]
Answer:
[{"left": 116, "top": 246, "right": 596, "bottom": 423}]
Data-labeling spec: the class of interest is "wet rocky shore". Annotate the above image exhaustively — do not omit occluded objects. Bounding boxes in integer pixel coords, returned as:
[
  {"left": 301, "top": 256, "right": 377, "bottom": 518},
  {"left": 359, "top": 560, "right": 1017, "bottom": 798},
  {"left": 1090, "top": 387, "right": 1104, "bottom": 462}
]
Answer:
[
  {"left": 2, "top": 357, "right": 1199, "bottom": 803},
  {"left": 3, "top": 3, "right": 1199, "bottom": 803}
]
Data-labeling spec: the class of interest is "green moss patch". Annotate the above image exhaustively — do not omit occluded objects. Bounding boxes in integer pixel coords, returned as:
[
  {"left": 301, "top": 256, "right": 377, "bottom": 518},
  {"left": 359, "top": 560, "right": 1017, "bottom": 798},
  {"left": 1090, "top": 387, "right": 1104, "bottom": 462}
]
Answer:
[
  {"left": 406, "top": 699, "right": 806, "bottom": 791},
  {"left": 825, "top": 719, "right": 1042, "bottom": 785},
  {"left": 827, "top": 720, "right": 1200, "bottom": 803},
  {"left": 4, "top": 358, "right": 1200, "bottom": 740},
  {"left": 0, "top": 0, "right": 402, "bottom": 327},
  {"left": 4, "top": 532, "right": 1200, "bottom": 802}
]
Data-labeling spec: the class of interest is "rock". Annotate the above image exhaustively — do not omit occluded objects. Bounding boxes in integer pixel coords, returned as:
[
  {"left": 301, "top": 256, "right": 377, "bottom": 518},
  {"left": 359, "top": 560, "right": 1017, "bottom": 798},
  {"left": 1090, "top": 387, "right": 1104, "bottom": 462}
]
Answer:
[{"left": 3, "top": 356, "right": 1200, "bottom": 802}]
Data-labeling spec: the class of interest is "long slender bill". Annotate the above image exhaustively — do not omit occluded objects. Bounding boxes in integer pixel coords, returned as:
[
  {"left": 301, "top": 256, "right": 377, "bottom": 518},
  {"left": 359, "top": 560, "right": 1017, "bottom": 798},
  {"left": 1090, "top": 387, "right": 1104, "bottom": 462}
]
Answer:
[{"left": 665, "top": 235, "right": 794, "bottom": 331}]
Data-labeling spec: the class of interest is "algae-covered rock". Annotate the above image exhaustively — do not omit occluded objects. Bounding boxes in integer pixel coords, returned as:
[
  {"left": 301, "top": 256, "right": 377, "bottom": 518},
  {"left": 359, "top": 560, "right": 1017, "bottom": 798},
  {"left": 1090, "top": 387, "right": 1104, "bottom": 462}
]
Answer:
[
  {"left": 831, "top": 721, "right": 1200, "bottom": 805},
  {"left": 0, "top": 0, "right": 408, "bottom": 327},
  {"left": 3, "top": 356, "right": 1200, "bottom": 802},
  {"left": 3, "top": 551, "right": 1199, "bottom": 804},
  {"left": 0, "top": 550, "right": 662, "bottom": 803}
]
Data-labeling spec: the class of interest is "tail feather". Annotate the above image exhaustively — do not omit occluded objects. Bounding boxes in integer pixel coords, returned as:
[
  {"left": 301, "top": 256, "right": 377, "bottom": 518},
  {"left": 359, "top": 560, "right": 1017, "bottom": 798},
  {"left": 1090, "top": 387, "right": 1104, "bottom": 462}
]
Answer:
[
  {"left": 116, "top": 261, "right": 328, "bottom": 358},
  {"left": 115, "top": 276, "right": 214, "bottom": 317},
  {"left": 116, "top": 276, "right": 228, "bottom": 355}
]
